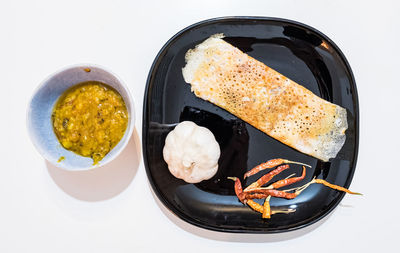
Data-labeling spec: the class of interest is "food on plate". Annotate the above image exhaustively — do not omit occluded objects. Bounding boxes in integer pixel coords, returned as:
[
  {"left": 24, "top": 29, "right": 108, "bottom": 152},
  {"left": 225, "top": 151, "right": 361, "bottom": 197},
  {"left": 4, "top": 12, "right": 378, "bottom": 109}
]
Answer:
[
  {"left": 180, "top": 106, "right": 250, "bottom": 192},
  {"left": 229, "top": 158, "right": 361, "bottom": 219},
  {"left": 262, "top": 196, "right": 272, "bottom": 219},
  {"left": 163, "top": 121, "right": 221, "bottom": 183},
  {"left": 245, "top": 164, "right": 307, "bottom": 191},
  {"left": 243, "top": 158, "right": 310, "bottom": 179},
  {"left": 52, "top": 81, "right": 128, "bottom": 164},
  {"left": 182, "top": 34, "right": 348, "bottom": 161},
  {"left": 246, "top": 199, "right": 295, "bottom": 216}
]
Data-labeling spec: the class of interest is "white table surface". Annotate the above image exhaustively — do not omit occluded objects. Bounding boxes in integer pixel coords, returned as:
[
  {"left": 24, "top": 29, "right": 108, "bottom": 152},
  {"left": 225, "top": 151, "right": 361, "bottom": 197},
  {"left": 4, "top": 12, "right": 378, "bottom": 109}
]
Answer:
[{"left": 1, "top": 0, "right": 399, "bottom": 252}]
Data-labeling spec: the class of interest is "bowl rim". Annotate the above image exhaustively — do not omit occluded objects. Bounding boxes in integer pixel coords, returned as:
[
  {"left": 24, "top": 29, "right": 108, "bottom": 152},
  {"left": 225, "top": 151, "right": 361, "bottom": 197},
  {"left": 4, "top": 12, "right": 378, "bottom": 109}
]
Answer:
[{"left": 26, "top": 63, "right": 135, "bottom": 171}]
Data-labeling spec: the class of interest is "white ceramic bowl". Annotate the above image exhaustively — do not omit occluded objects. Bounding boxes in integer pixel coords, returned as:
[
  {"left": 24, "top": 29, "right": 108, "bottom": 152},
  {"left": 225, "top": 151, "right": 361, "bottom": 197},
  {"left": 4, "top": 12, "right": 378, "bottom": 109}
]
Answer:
[{"left": 27, "top": 64, "right": 135, "bottom": 170}]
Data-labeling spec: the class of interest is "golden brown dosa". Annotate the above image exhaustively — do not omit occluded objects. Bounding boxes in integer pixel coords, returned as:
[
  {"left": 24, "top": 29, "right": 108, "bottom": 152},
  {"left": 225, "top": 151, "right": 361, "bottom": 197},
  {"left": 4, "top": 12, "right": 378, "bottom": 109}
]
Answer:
[{"left": 182, "top": 34, "right": 347, "bottom": 161}]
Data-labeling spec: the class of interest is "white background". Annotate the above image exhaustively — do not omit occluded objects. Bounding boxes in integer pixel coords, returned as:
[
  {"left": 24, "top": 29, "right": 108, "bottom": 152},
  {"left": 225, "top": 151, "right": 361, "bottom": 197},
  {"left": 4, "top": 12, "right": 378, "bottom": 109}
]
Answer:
[{"left": 1, "top": 0, "right": 399, "bottom": 252}]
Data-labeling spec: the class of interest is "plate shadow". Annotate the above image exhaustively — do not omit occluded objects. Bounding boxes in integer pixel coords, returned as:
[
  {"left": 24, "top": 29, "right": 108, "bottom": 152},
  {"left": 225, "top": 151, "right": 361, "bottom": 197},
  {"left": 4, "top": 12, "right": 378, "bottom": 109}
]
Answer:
[
  {"left": 150, "top": 185, "right": 333, "bottom": 242},
  {"left": 46, "top": 128, "right": 141, "bottom": 201}
]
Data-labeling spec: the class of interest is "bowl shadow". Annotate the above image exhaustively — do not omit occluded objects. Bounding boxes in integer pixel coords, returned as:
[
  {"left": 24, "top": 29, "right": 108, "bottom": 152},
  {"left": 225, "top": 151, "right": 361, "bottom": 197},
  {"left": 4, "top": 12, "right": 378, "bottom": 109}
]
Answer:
[
  {"left": 149, "top": 185, "right": 333, "bottom": 242},
  {"left": 46, "top": 128, "right": 141, "bottom": 202}
]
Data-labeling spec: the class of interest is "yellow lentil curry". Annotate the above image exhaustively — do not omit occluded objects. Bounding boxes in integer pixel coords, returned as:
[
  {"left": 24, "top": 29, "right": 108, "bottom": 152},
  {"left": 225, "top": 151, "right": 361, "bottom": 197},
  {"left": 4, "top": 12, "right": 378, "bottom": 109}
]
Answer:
[{"left": 52, "top": 81, "right": 128, "bottom": 164}]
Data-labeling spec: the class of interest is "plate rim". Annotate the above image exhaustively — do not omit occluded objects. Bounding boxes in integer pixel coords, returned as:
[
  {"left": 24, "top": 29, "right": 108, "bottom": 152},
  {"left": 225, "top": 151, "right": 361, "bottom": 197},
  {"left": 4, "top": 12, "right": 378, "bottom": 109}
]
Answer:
[{"left": 142, "top": 16, "right": 359, "bottom": 234}]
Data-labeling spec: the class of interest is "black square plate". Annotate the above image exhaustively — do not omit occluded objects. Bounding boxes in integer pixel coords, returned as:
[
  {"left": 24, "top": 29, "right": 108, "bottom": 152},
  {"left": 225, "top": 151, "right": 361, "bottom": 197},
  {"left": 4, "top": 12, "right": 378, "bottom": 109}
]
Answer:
[{"left": 143, "top": 17, "right": 359, "bottom": 233}]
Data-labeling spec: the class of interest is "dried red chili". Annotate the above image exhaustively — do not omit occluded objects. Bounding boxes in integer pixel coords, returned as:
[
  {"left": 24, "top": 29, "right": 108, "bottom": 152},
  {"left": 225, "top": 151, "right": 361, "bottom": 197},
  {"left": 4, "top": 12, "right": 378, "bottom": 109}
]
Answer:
[
  {"left": 269, "top": 166, "right": 306, "bottom": 189},
  {"left": 243, "top": 158, "right": 310, "bottom": 179}
]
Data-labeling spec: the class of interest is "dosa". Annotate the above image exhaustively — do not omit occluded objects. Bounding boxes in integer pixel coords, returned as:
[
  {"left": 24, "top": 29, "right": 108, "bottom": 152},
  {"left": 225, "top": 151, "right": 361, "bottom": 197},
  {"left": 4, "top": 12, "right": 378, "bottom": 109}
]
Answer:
[{"left": 182, "top": 34, "right": 347, "bottom": 161}]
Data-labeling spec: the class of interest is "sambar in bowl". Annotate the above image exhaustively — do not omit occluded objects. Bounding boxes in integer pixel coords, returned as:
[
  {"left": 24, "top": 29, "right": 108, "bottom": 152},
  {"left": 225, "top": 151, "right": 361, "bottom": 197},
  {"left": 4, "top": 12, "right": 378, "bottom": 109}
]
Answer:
[{"left": 27, "top": 64, "right": 135, "bottom": 170}]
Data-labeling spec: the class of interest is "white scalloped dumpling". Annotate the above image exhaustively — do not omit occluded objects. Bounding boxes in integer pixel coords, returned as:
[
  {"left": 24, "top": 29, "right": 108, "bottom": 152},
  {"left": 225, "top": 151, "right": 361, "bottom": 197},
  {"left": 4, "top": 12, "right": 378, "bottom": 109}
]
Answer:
[{"left": 163, "top": 121, "right": 221, "bottom": 183}]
